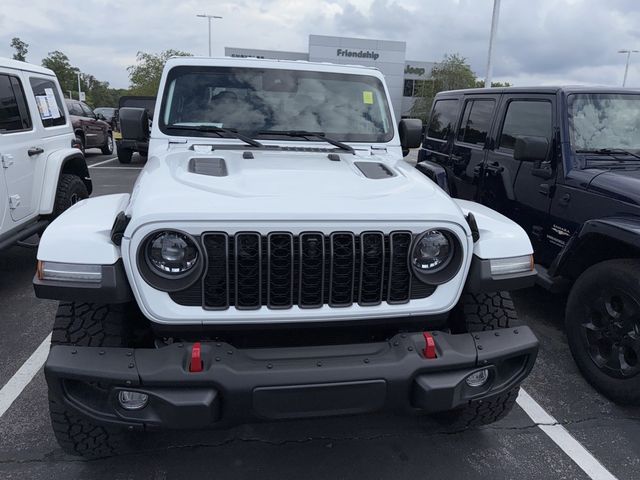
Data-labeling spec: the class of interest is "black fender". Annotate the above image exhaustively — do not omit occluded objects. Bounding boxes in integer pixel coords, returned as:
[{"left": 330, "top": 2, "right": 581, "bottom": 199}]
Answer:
[
  {"left": 61, "top": 152, "right": 93, "bottom": 195},
  {"left": 415, "top": 161, "right": 450, "bottom": 194},
  {"left": 550, "top": 216, "right": 640, "bottom": 278}
]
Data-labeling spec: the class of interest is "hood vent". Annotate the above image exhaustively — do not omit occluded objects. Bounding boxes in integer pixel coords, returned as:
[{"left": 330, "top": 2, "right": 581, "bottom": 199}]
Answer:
[
  {"left": 355, "top": 162, "right": 395, "bottom": 179},
  {"left": 188, "top": 157, "right": 228, "bottom": 177}
]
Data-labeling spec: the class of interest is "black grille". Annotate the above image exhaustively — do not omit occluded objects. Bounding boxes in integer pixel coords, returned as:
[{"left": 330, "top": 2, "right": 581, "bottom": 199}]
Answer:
[{"left": 170, "top": 231, "right": 435, "bottom": 309}]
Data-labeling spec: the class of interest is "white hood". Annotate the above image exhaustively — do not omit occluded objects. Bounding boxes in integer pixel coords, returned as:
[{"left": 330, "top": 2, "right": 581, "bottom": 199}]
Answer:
[{"left": 125, "top": 146, "right": 466, "bottom": 229}]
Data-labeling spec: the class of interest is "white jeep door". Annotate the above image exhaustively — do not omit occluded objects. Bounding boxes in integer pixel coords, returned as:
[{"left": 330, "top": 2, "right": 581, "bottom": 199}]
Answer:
[{"left": 0, "top": 69, "right": 39, "bottom": 222}]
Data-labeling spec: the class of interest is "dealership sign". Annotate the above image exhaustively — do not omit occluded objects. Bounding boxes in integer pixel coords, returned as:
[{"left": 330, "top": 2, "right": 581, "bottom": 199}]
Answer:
[
  {"left": 405, "top": 65, "right": 426, "bottom": 76},
  {"left": 336, "top": 49, "right": 380, "bottom": 60}
]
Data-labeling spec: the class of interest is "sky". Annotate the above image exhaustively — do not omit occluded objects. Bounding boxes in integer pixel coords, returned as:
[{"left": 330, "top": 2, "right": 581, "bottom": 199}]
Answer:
[{"left": 2, "top": 0, "right": 640, "bottom": 90}]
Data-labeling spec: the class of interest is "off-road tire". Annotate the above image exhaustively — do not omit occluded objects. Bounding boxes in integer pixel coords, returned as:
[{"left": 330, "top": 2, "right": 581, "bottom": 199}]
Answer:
[
  {"left": 52, "top": 174, "right": 88, "bottom": 219},
  {"left": 49, "top": 396, "right": 129, "bottom": 459},
  {"left": 117, "top": 147, "right": 132, "bottom": 164},
  {"left": 435, "top": 291, "right": 520, "bottom": 428},
  {"left": 49, "top": 302, "right": 150, "bottom": 458},
  {"left": 566, "top": 259, "right": 640, "bottom": 405},
  {"left": 101, "top": 132, "right": 114, "bottom": 155}
]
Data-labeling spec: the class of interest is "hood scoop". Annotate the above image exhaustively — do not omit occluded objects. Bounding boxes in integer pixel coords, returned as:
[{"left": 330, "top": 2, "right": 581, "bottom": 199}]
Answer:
[
  {"left": 355, "top": 161, "right": 395, "bottom": 179},
  {"left": 189, "top": 157, "right": 228, "bottom": 177}
]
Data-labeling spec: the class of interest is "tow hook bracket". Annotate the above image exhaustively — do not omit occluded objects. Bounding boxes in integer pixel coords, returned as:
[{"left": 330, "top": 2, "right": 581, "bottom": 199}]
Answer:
[
  {"left": 189, "top": 342, "right": 203, "bottom": 372},
  {"left": 422, "top": 332, "right": 437, "bottom": 359}
]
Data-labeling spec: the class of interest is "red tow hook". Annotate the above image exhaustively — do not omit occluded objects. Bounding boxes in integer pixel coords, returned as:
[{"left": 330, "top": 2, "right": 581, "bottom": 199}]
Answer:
[
  {"left": 189, "top": 342, "right": 203, "bottom": 372},
  {"left": 422, "top": 332, "right": 437, "bottom": 359}
]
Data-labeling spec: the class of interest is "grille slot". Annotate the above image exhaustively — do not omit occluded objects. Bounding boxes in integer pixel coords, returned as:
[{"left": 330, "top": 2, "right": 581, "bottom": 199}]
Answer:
[{"left": 170, "top": 231, "right": 435, "bottom": 309}]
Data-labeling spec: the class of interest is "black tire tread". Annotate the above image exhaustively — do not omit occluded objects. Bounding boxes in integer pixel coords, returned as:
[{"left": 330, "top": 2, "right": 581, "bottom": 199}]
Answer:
[
  {"left": 440, "top": 387, "right": 520, "bottom": 429},
  {"left": 52, "top": 174, "right": 88, "bottom": 218},
  {"left": 117, "top": 147, "right": 132, "bottom": 164},
  {"left": 49, "top": 396, "right": 128, "bottom": 459}
]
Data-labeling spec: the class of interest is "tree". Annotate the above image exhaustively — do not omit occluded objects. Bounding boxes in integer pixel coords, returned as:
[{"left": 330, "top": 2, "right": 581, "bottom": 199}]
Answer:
[
  {"left": 10, "top": 37, "right": 28, "bottom": 62},
  {"left": 411, "top": 53, "right": 477, "bottom": 121},
  {"left": 127, "top": 49, "right": 192, "bottom": 95},
  {"left": 42, "top": 51, "right": 80, "bottom": 95},
  {"left": 475, "top": 80, "right": 512, "bottom": 88}
]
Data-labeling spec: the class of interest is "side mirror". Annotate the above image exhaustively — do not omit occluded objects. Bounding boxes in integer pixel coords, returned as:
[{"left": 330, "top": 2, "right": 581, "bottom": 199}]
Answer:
[
  {"left": 119, "top": 107, "right": 149, "bottom": 141},
  {"left": 513, "top": 136, "right": 549, "bottom": 163},
  {"left": 96, "top": 113, "right": 106, "bottom": 121},
  {"left": 399, "top": 118, "right": 423, "bottom": 151}
]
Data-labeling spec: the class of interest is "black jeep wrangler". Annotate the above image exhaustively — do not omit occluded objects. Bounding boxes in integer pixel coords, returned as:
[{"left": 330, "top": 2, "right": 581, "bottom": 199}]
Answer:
[{"left": 418, "top": 86, "right": 640, "bottom": 404}]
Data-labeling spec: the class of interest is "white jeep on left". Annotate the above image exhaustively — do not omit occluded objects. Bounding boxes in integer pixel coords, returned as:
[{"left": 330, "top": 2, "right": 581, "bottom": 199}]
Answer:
[
  {"left": 34, "top": 56, "right": 539, "bottom": 459},
  {"left": 0, "top": 57, "right": 91, "bottom": 251}
]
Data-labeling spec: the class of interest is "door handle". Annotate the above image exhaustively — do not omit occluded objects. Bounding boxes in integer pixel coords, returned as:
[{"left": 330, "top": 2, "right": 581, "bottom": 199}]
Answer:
[
  {"left": 28, "top": 147, "right": 44, "bottom": 156},
  {"left": 485, "top": 161, "right": 504, "bottom": 175}
]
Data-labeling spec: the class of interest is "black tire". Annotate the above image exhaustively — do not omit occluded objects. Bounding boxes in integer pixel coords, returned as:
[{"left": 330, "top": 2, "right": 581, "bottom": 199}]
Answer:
[
  {"left": 117, "top": 147, "right": 132, "bottom": 164},
  {"left": 75, "top": 134, "right": 85, "bottom": 154},
  {"left": 101, "top": 132, "right": 114, "bottom": 155},
  {"left": 49, "top": 302, "right": 150, "bottom": 458},
  {"left": 435, "top": 291, "right": 520, "bottom": 428},
  {"left": 566, "top": 259, "right": 640, "bottom": 405},
  {"left": 52, "top": 174, "right": 88, "bottom": 218}
]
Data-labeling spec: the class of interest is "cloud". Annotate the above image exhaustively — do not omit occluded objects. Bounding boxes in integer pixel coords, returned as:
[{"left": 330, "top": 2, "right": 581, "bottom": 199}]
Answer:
[{"left": 1, "top": 0, "right": 639, "bottom": 89}]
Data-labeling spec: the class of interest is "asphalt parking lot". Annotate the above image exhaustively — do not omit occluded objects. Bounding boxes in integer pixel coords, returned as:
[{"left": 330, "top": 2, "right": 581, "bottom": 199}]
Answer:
[{"left": 0, "top": 149, "right": 639, "bottom": 480}]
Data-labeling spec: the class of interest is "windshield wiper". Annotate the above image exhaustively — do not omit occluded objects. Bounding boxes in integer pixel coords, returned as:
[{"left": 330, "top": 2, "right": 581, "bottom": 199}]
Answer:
[
  {"left": 166, "top": 125, "right": 264, "bottom": 148},
  {"left": 575, "top": 148, "right": 640, "bottom": 161},
  {"left": 256, "top": 130, "right": 355, "bottom": 153}
]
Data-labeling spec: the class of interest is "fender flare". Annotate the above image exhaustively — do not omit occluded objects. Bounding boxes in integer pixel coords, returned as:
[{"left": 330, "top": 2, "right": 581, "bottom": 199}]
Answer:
[
  {"left": 39, "top": 149, "right": 92, "bottom": 215},
  {"left": 415, "top": 161, "right": 450, "bottom": 194},
  {"left": 550, "top": 216, "right": 640, "bottom": 277}
]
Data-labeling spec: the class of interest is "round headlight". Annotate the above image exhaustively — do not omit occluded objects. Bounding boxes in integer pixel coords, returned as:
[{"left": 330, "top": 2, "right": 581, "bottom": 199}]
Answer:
[
  {"left": 146, "top": 231, "right": 199, "bottom": 275},
  {"left": 412, "top": 230, "right": 453, "bottom": 273}
]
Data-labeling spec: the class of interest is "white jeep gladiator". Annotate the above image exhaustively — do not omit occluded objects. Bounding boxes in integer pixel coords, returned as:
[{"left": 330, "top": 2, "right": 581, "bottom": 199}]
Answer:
[
  {"left": 34, "top": 57, "right": 539, "bottom": 458},
  {"left": 0, "top": 58, "right": 91, "bottom": 251}
]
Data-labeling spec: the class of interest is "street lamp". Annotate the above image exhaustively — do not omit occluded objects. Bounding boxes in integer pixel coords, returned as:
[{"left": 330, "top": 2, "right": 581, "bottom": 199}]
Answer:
[
  {"left": 484, "top": 0, "right": 501, "bottom": 88},
  {"left": 196, "top": 14, "right": 223, "bottom": 57},
  {"left": 618, "top": 49, "right": 639, "bottom": 87}
]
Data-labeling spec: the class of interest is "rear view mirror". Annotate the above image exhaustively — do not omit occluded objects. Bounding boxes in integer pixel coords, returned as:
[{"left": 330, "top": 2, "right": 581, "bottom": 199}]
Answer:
[
  {"left": 399, "top": 118, "right": 423, "bottom": 151},
  {"left": 514, "top": 136, "right": 549, "bottom": 163},
  {"left": 119, "top": 107, "right": 149, "bottom": 141}
]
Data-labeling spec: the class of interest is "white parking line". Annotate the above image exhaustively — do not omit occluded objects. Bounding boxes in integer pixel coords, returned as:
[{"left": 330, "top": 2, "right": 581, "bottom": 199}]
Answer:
[
  {"left": 88, "top": 157, "right": 117, "bottom": 168},
  {"left": 0, "top": 333, "right": 51, "bottom": 418},
  {"left": 517, "top": 388, "right": 618, "bottom": 480}
]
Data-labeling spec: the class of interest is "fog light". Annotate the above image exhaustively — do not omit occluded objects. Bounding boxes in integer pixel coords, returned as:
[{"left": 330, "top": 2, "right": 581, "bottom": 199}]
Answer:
[
  {"left": 118, "top": 391, "right": 148, "bottom": 410},
  {"left": 466, "top": 369, "right": 490, "bottom": 387}
]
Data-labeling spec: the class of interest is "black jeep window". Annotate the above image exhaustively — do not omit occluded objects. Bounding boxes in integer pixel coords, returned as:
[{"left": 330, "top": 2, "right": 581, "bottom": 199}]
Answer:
[
  {"left": 0, "top": 74, "right": 32, "bottom": 133},
  {"left": 499, "top": 100, "right": 551, "bottom": 150},
  {"left": 427, "top": 99, "right": 458, "bottom": 140},
  {"left": 456, "top": 99, "right": 494, "bottom": 146},
  {"left": 29, "top": 77, "right": 66, "bottom": 127}
]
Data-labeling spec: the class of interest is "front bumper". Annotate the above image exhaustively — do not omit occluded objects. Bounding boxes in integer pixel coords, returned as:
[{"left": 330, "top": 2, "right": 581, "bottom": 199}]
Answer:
[{"left": 46, "top": 327, "right": 538, "bottom": 430}]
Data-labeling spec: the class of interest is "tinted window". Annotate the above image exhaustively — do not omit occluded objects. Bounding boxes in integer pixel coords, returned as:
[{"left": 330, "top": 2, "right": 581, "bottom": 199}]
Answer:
[
  {"left": 457, "top": 99, "right": 495, "bottom": 145},
  {"left": 499, "top": 100, "right": 552, "bottom": 150},
  {"left": 427, "top": 99, "right": 458, "bottom": 140},
  {"left": 80, "top": 103, "right": 94, "bottom": 117},
  {"left": 403, "top": 79, "right": 413, "bottom": 97},
  {"left": 29, "top": 77, "right": 66, "bottom": 127},
  {"left": 0, "top": 74, "right": 32, "bottom": 133}
]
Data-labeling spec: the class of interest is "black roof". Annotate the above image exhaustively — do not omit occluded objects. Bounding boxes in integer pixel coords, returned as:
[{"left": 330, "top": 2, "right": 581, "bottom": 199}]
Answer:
[{"left": 436, "top": 86, "right": 640, "bottom": 96}]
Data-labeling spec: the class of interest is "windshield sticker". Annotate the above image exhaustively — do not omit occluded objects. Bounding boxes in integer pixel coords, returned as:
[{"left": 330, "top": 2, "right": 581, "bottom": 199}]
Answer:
[
  {"left": 363, "top": 91, "right": 374, "bottom": 104},
  {"left": 44, "top": 88, "right": 61, "bottom": 118}
]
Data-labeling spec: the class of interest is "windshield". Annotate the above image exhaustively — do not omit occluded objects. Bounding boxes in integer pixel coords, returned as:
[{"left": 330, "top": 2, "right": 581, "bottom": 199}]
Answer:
[
  {"left": 159, "top": 66, "right": 393, "bottom": 143},
  {"left": 568, "top": 93, "right": 640, "bottom": 152}
]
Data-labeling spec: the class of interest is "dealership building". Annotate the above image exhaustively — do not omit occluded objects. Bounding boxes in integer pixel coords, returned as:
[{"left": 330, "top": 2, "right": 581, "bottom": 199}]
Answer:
[{"left": 225, "top": 34, "right": 436, "bottom": 120}]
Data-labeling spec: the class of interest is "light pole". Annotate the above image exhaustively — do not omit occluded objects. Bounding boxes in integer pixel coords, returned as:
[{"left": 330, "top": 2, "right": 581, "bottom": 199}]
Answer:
[
  {"left": 619, "top": 49, "right": 639, "bottom": 87},
  {"left": 196, "top": 14, "right": 222, "bottom": 57},
  {"left": 484, "top": 0, "right": 501, "bottom": 88}
]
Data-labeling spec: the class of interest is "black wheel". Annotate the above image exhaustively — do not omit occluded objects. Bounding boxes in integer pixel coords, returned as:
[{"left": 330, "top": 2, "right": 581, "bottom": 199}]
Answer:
[
  {"left": 435, "top": 291, "right": 520, "bottom": 428},
  {"left": 117, "top": 147, "right": 132, "bottom": 164},
  {"left": 101, "top": 132, "right": 114, "bottom": 155},
  {"left": 52, "top": 174, "right": 88, "bottom": 218},
  {"left": 49, "top": 302, "right": 151, "bottom": 458},
  {"left": 75, "top": 134, "right": 85, "bottom": 154},
  {"left": 566, "top": 259, "right": 640, "bottom": 405}
]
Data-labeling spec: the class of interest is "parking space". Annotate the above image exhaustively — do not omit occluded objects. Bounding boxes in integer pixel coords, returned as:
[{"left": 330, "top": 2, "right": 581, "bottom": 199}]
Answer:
[{"left": 0, "top": 150, "right": 638, "bottom": 479}]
